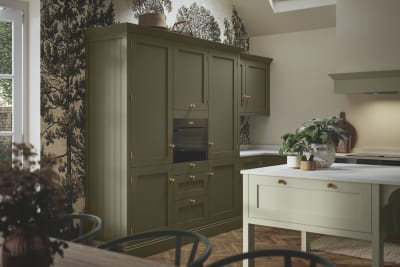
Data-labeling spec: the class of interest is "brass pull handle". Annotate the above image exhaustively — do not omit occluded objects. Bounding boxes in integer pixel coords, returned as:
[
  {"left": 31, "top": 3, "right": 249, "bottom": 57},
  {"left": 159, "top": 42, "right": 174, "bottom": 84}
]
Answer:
[
  {"left": 327, "top": 183, "right": 337, "bottom": 189},
  {"left": 243, "top": 95, "right": 251, "bottom": 100},
  {"left": 278, "top": 179, "right": 287, "bottom": 185},
  {"left": 189, "top": 199, "right": 196, "bottom": 205},
  {"left": 189, "top": 175, "right": 196, "bottom": 180},
  {"left": 168, "top": 144, "right": 176, "bottom": 149},
  {"left": 208, "top": 141, "right": 215, "bottom": 146},
  {"left": 208, "top": 172, "right": 215, "bottom": 176},
  {"left": 189, "top": 162, "right": 196, "bottom": 167},
  {"left": 168, "top": 178, "right": 175, "bottom": 184},
  {"left": 189, "top": 103, "right": 197, "bottom": 109}
]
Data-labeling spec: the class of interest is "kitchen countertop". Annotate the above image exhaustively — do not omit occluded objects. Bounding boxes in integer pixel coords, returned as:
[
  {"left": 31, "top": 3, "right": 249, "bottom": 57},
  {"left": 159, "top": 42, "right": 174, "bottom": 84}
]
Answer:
[{"left": 240, "top": 163, "right": 400, "bottom": 185}]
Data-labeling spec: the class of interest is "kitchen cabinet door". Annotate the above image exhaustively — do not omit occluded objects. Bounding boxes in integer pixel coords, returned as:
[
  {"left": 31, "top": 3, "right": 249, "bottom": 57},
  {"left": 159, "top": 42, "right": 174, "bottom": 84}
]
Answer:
[
  {"left": 208, "top": 158, "right": 240, "bottom": 222},
  {"left": 173, "top": 44, "right": 208, "bottom": 113},
  {"left": 130, "top": 35, "right": 173, "bottom": 167},
  {"left": 129, "top": 165, "right": 173, "bottom": 234},
  {"left": 208, "top": 50, "right": 239, "bottom": 160},
  {"left": 240, "top": 54, "right": 272, "bottom": 115}
]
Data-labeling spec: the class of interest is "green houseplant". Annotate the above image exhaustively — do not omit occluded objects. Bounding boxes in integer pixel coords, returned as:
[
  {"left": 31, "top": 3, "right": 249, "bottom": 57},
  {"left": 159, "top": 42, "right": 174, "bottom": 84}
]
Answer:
[
  {"left": 0, "top": 144, "right": 68, "bottom": 267},
  {"left": 297, "top": 116, "right": 348, "bottom": 168},
  {"left": 132, "top": 0, "right": 172, "bottom": 27},
  {"left": 279, "top": 131, "right": 308, "bottom": 168}
]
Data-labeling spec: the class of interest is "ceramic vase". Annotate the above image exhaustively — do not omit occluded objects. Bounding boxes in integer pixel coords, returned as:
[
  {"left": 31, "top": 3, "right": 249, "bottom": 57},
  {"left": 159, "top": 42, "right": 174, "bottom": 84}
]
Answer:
[
  {"left": 311, "top": 142, "right": 336, "bottom": 168},
  {"left": 2, "top": 229, "right": 52, "bottom": 267},
  {"left": 286, "top": 155, "right": 301, "bottom": 168}
]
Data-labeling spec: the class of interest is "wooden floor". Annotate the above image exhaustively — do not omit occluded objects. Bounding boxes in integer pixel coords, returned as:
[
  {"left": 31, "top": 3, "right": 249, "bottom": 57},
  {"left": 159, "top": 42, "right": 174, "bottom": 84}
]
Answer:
[{"left": 148, "top": 226, "right": 400, "bottom": 267}]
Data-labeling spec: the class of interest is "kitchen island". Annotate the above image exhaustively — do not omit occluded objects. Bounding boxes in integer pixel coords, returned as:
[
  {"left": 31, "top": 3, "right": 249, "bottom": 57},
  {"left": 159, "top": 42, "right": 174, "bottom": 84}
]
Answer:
[{"left": 241, "top": 163, "right": 400, "bottom": 267}]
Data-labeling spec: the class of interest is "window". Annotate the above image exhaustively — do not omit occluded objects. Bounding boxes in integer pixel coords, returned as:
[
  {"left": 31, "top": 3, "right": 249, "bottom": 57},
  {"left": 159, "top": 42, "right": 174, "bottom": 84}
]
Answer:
[{"left": 0, "top": 6, "right": 23, "bottom": 159}]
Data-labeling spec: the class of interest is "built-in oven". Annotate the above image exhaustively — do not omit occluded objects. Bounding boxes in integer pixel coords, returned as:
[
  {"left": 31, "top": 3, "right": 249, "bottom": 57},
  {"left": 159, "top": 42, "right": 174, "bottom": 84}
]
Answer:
[{"left": 173, "top": 118, "right": 208, "bottom": 163}]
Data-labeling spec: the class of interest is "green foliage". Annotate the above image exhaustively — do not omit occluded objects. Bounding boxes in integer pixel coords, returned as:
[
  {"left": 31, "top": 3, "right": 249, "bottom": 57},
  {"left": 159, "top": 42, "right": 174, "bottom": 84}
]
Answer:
[
  {"left": 0, "top": 143, "right": 68, "bottom": 262},
  {"left": 41, "top": 0, "right": 115, "bottom": 210},
  {"left": 175, "top": 3, "right": 221, "bottom": 42},
  {"left": 223, "top": 6, "right": 249, "bottom": 50},
  {"left": 132, "top": 0, "right": 172, "bottom": 18},
  {"left": 0, "top": 21, "right": 12, "bottom": 104},
  {"left": 278, "top": 130, "right": 307, "bottom": 156},
  {"left": 298, "top": 116, "right": 347, "bottom": 146}
]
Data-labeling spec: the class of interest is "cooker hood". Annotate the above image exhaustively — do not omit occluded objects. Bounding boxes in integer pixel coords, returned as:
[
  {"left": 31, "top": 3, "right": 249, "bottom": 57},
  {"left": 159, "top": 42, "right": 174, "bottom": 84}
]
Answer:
[{"left": 329, "top": 69, "right": 400, "bottom": 94}]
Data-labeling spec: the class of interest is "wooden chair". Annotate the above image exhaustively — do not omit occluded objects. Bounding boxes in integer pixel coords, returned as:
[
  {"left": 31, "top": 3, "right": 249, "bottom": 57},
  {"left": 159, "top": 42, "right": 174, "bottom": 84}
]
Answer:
[
  {"left": 98, "top": 229, "right": 212, "bottom": 267},
  {"left": 207, "top": 249, "right": 336, "bottom": 267}
]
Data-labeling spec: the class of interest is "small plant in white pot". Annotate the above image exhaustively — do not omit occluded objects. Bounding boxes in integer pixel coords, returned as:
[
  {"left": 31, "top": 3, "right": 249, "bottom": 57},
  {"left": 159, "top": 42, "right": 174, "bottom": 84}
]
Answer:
[{"left": 279, "top": 131, "right": 307, "bottom": 168}]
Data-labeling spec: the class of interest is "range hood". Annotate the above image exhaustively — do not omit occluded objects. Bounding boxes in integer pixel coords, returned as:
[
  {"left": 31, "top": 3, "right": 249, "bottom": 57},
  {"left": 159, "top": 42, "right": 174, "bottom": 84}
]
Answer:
[{"left": 329, "top": 70, "right": 400, "bottom": 94}]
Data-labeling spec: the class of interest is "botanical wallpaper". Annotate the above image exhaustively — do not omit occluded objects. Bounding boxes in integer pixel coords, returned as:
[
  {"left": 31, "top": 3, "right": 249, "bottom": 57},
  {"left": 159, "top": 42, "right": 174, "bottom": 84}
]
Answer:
[{"left": 40, "top": 0, "right": 248, "bottom": 210}]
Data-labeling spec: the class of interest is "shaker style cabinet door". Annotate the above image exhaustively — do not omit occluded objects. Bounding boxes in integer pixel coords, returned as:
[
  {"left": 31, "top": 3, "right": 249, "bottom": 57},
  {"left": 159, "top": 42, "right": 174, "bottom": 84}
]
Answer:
[
  {"left": 240, "top": 54, "right": 272, "bottom": 115},
  {"left": 173, "top": 44, "right": 209, "bottom": 112},
  {"left": 208, "top": 50, "right": 239, "bottom": 160},
  {"left": 129, "top": 35, "right": 173, "bottom": 167}
]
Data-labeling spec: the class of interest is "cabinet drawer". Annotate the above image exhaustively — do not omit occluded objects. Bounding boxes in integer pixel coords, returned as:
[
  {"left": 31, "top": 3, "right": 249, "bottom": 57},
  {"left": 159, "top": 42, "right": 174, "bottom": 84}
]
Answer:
[
  {"left": 248, "top": 176, "right": 372, "bottom": 233},
  {"left": 173, "top": 161, "right": 209, "bottom": 175},
  {"left": 173, "top": 196, "right": 208, "bottom": 228},
  {"left": 172, "top": 172, "right": 208, "bottom": 200}
]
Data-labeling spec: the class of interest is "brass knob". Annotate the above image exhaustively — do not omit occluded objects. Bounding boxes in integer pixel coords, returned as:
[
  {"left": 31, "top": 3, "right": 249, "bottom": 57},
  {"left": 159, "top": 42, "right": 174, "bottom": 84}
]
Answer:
[
  {"left": 189, "top": 199, "right": 196, "bottom": 205},
  {"left": 327, "top": 183, "right": 337, "bottom": 189},
  {"left": 168, "top": 178, "right": 175, "bottom": 184},
  {"left": 278, "top": 179, "right": 287, "bottom": 185},
  {"left": 189, "top": 103, "right": 197, "bottom": 109},
  {"left": 208, "top": 172, "right": 215, "bottom": 176},
  {"left": 208, "top": 141, "right": 215, "bottom": 146},
  {"left": 168, "top": 144, "right": 176, "bottom": 149},
  {"left": 189, "top": 162, "right": 196, "bottom": 167},
  {"left": 189, "top": 175, "right": 196, "bottom": 180}
]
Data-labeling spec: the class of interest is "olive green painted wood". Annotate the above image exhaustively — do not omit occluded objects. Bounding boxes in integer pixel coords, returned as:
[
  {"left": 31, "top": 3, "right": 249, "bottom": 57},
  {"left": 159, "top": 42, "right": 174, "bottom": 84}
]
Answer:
[
  {"left": 130, "top": 165, "right": 173, "bottom": 234},
  {"left": 86, "top": 35, "right": 129, "bottom": 241},
  {"left": 173, "top": 44, "right": 208, "bottom": 111},
  {"left": 173, "top": 160, "right": 209, "bottom": 175},
  {"left": 208, "top": 50, "right": 239, "bottom": 160},
  {"left": 172, "top": 172, "right": 208, "bottom": 200},
  {"left": 173, "top": 195, "right": 208, "bottom": 229},
  {"left": 329, "top": 70, "right": 400, "bottom": 94},
  {"left": 240, "top": 54, "right": 272, "bottom": 115},
  {"left": 130, "top": 35, "right": 173, "bottom": 167},
  {"left": 208, "top": 158, "right": 240, "bottom": 222}
]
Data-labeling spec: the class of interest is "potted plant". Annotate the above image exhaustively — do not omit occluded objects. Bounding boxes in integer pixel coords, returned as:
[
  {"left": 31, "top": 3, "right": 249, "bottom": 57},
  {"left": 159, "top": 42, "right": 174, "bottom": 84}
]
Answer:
[
  {"left": 0, "top": 143, "right": 68, "bottom": 267},
  {"left": 132, "top": 0, "right": 172, "bottom": 28},
  {"left": 297, "top": 116, "right": 348, "bottom": 168},
  {"left": 279, "top": 131, "right": 307, "bottom": 168}
]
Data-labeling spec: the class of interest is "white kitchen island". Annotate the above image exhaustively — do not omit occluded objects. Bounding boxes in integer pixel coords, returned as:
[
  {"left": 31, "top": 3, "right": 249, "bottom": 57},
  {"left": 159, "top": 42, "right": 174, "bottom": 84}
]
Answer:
[{"left": 241, "top": 163, "right": 400, "bottom": 267}]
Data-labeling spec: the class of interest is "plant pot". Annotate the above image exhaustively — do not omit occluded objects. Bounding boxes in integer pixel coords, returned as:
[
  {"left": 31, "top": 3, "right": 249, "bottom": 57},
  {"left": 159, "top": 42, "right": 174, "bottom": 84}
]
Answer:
[
  {"left": 300, "top": 160, "right": 316, "bottom": 171},
  {"left": 286, "top": 155, "right": 301, "bottom": 168},
  {"left": 311, "top": 142, "right": 336, "bottom": 168},
  {"left": 138, "top": 13, "right": 167, "bottom": 28},
  {"left": 2, "top": 229, "right": 52, "bottom": 267}
]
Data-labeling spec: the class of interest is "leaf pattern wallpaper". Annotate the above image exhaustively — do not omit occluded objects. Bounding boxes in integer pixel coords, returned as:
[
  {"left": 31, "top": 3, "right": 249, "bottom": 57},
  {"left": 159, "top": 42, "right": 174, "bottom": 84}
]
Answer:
[{"left": 40, "top": 0, "right": 249, "bottom": 211}]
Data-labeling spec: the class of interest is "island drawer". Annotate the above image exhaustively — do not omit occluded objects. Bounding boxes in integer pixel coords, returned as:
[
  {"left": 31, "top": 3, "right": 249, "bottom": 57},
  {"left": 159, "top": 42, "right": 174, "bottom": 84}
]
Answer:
[{"left": 248, "top": 175, "right": 372, "bottom": 233}]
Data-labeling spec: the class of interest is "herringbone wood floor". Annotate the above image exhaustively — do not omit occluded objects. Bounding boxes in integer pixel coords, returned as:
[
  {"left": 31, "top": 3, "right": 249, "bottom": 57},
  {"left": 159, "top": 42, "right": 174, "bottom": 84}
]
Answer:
[{"left": 147, "top": 226, "right": 400, "bottom": 267}]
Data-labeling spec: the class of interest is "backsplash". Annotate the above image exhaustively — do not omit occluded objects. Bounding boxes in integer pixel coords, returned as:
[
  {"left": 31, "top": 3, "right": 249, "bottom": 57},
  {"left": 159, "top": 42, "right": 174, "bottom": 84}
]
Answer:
[{"left": 240, "top": 116, "right": 250, "bottom": 145}]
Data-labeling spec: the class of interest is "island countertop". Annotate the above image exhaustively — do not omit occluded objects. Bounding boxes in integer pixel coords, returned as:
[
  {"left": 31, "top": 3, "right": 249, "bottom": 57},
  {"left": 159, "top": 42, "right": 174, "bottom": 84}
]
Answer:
[{"left": 241, "top": 163, "right": 400, "bottom": 185}]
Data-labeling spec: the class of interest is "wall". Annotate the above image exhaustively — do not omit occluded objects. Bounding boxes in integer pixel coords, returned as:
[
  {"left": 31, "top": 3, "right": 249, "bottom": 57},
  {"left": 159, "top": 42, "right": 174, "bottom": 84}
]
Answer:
[
  {"left": 336, "top": 0, "right": 400, "bottom": 72},
  {"left": 249, "top": 27, "right": 400, "bottom": 152}
]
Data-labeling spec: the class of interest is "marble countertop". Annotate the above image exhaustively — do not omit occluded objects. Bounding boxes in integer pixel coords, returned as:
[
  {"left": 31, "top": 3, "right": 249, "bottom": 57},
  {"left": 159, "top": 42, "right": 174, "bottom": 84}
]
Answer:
[{"left": 241, "top": 163, "right": 400, "bottom": 185}]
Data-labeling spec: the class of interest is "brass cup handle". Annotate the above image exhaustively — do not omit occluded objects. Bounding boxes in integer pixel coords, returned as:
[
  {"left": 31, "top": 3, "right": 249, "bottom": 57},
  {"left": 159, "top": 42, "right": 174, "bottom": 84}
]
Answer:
[
  {"left": 278, "top": 179, "right": 287, "bottom": 185},
  {"left": 189, "top": 199, "right": 196, "bottom": 205},
  {"left": 168, "top": 178, "right": 175, "bottom": 184},
  {"left": 327, "top": 183, "right": 337, "bottom": 189},
  {"left": 189, "top": 162, "right": 196, "bottom": 167},
  {"left": 208, "top": 141, "right": 215, "bottom": 146},
  {"left": 168, "top": 144, "right": 176, "bottom": 149},
  {"left": 189, "top": 175, "right": 196, "bottom": 180}
]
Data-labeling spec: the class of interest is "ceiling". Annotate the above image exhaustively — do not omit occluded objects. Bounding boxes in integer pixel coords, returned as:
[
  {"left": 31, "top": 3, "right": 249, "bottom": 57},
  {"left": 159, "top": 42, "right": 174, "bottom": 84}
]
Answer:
[{"left": 232, "top": 0, "right": 336, "bottom": 36}]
